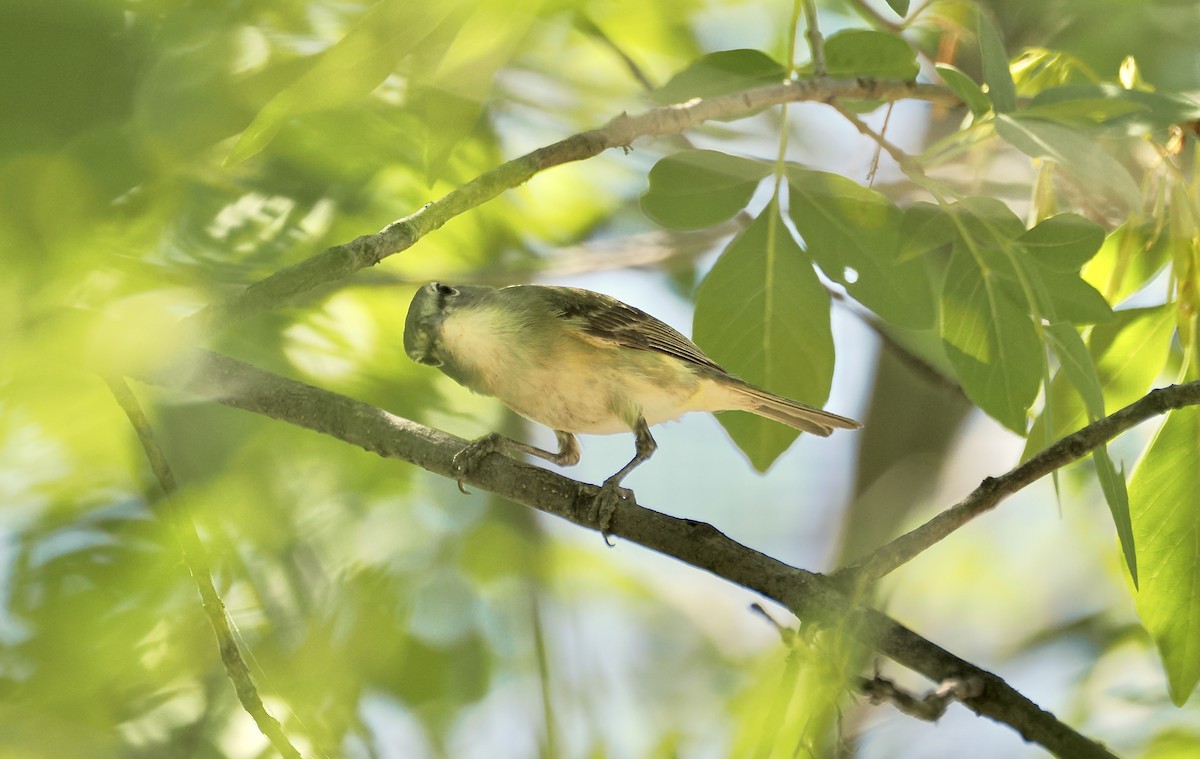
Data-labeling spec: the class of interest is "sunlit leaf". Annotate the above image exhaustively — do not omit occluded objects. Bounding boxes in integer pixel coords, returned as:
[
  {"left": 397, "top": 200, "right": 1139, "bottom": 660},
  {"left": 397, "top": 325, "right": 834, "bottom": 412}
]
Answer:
[
  {"left": 693, "top": 206, "right": 833, "bottom": 471},
  {"left": 1132, "top": 406, "right": 1200, "bottom": 705},
  {"left": 641, "top": 150, "right": 771, "bottom": 230},
  {"left": 1083, "top": 222, "right": 1174, "bottom": 304}
]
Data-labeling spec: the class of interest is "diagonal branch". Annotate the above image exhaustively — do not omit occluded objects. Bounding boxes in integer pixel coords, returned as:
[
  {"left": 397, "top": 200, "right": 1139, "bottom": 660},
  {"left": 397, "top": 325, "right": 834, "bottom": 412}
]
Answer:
[
  {"left": 187, "top": 78, "right": 957, "bottom": 333},
  {"left": 105, "top": 377, "right": 303, "bottom": 759},
  {"left": 833, "top": 380, "right": 1200, "bottom": 587},
  {"left": 142, "top": 351, "right": 1119, "bottom": 759}
]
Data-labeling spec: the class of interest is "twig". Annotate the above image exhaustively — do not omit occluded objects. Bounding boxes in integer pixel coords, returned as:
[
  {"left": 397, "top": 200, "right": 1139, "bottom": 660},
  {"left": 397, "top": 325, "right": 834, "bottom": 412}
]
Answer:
[
  {"left": 574, "top": 13, "right": 656, "bottom": 91},
  {"left": 828, "top": 98, "right": 924, "bottom": 178},
  {"left": 802, "top": 0, "right": 827, "bottom": 76},
  {"left": 104, "top": 377, "right": 303, "bottom": 759},
  {"left": 142, "top": 350, "right": 1126, "bottom": 759},
  {"left": 833, "top": 380, "right": 1200, "bottom": 587},
  {"left": 186, "top": 77, "right": 958, "bottom": 333}
]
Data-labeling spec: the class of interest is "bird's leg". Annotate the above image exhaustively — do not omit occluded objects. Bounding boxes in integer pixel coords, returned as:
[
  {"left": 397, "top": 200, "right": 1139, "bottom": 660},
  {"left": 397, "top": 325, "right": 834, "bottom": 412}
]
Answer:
[
  {"left": 592, "top": 417, "right": 656, "bottom": 537},
  {"left": 453, "top": 430, "right": 580, "bottom": 493}
]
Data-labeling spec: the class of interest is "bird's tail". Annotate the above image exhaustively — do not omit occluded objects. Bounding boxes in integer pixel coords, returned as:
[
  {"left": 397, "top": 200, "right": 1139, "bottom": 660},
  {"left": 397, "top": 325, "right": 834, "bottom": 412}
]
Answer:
[{"left": 724, "top": 378, "right": 861, "bottom": 437}]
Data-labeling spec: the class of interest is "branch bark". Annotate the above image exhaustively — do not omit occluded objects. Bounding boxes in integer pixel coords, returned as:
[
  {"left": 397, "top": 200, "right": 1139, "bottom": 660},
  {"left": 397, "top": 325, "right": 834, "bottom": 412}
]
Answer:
[
  {"left": 832, "top": 380, "right": 1200, "bottom": 587},
  {"left": 187, "top": 77, "right": 957, "bottom": 333},
  {"left": 144, "top": 351, "right": 1120, "bottom": 759}
]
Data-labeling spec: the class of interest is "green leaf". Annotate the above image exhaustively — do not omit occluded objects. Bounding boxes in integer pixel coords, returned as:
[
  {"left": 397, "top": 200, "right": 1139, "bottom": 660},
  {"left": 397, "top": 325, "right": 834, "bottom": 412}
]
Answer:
[
  {"left": 1095, "top": 448, "right": 1135, "bottom": 585},
  {"left": 1025, "top": 306, "right": 1176, "bottom": 458},
  {"left": 935, "top": 64, "right": 992, "bottom": 117},
  {"left": 1044, "top": 321, "right": 1136, "bottom": 584},
  {"left": 1031, "top": 269, "right": 1114, "bottom": 324},
  {"left": 641, "top": 150, "right": 771, "bottom": 230},
  {"left": 787, "top": 168, "right": 935, "bottom": 328},
  {"left": 1045, "top": 322, "right": 1103, "bottom": 417},
  {"left": 977, "top": 12, "right": 1016, "bottom": 113},
  {"left": 940, "top": 243, "right": 1043, "bottom": 432},
  {"left": 812, "top": 30, "right": 919, "bottom": 80},
  {"left": 898, "top": 201, "right": 957, "bottom": 261},
  {"left": 693, "top": 207, "right": 834, "bottom": 471},
  {"left": 1083, "top": 221, "right": 1174, "bottom": 304},
  {"left": 1132, "top": 406, "right": 1200, "bottom": 705},
  {"left": 1019, "top": 213, "right": 1105, "bottom": 271},
  {"left": 994, "top": 114, "right": 1142, "bottom": 211},
  {"left": 885, "top": 0, "right": 910, "bottom": 16},
  {"left": 227, "top": 0, "right": 459, "bottom": 165},
  {"left": 1027, "top": 84, "right": 1200, "bottom": 133},
  {"left": 653, "top": 49, "right": 787, "bottom": 105}
]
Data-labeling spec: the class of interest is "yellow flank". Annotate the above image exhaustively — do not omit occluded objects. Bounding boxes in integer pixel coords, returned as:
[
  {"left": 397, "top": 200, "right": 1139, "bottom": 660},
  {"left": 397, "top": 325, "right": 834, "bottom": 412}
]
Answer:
[{"left": 438, "top": 305, "right": 738, "bottom": 434}]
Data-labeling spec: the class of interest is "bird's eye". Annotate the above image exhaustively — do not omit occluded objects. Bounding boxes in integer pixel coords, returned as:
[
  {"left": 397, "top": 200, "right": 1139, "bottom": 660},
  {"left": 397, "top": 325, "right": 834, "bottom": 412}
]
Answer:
[{"left": 433, "top": 282, "right": 458, "bottom": 297}]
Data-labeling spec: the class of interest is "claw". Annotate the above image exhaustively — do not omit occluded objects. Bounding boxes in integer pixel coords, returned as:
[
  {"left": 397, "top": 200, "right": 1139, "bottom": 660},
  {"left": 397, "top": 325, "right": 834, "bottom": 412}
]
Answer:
[
  {"left": 451, "top": 433, "right": 504, "bottom": 495},
  {"left": 592, "top": 479, "right": 631, "bottom": 544}
]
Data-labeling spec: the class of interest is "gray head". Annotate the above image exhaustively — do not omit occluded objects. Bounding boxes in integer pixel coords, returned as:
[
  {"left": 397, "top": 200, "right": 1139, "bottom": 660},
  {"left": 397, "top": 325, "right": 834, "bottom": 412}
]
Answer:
[{"left": 403, "top": 282, "right": 496, "bottom": 366}]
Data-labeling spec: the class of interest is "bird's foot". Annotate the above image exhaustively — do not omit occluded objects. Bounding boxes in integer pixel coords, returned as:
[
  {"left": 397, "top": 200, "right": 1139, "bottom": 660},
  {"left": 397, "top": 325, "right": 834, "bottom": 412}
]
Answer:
[
  {"left": 451, "top": 433, "right": 506, "bottom": 494},
  {"left": 592, "top": 478, "right": 633, "bottom": 546}
]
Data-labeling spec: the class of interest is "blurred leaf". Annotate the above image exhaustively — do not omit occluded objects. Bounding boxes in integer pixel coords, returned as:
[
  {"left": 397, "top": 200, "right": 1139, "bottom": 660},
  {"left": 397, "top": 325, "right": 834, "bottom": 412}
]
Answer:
[
  {"left": 1010, "top": 48, "right": 1099, "bottom": 97},
  {"left": 808, "top": 30, "right": 919, "bottom": 79},
  {"left": 693, "top": 206, "right": 833, "bottom": 471},
  {"left": 885, "top": 0, "right": 910, "bottom": 17},
  {"left": 1143, "top": 730, "right": 1200, "bottom": 759},
  {"left": 935, "top": 63, "right": 992, "bottom": 117},
  {"left": 641, "top": 150, "right": 771, "bottom": 230},
  {"left": 994, "top": 114, "right": 1142, "bottom": 211},
  {"left": 940, "top": 243, "right": 1043, "bottom": 432},
  {"left": 1131, "top": 406, "right": 1200, "bottom": 705},
  {"left": 977, "top": 11, "right": 1016, "bottom": 113},
  {"left": 653, "top": 49, "right": 786, "bottom": 104},
  {"left": 1019, "top": 213, "right": 1105, "bottom": 271},
  {"left": 1027, "top": 84, "right": 1200, "bottom": 133},
  {"left": 787, "top": 167, "right": 935, "bottom": 328},
  {"left": 227, "top": 0, "right": 461, "bottom": 164}
]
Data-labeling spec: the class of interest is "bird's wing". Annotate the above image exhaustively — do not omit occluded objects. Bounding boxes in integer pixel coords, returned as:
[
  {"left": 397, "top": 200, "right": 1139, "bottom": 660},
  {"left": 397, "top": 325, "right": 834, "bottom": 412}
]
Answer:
[{"left": 540, "top": 286, "right": 726, "bottom": 372}]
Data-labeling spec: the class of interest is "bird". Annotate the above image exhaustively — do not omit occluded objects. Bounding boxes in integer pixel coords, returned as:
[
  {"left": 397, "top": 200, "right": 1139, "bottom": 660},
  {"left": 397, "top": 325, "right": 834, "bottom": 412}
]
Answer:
[{"left": 403, "top": 281, "right": 860, "bottom": 531}]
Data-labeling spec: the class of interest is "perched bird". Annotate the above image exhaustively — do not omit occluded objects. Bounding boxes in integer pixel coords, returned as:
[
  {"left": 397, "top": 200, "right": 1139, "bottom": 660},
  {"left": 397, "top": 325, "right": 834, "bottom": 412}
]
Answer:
[{"left": 403, "top": 281, "right": 860, "bottom": 529}]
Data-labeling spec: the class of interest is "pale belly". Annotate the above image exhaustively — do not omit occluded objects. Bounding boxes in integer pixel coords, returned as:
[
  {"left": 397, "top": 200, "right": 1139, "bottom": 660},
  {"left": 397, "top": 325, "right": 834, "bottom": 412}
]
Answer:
[{"left": 438, "top": 309, "right": 733, "bottom": 434}]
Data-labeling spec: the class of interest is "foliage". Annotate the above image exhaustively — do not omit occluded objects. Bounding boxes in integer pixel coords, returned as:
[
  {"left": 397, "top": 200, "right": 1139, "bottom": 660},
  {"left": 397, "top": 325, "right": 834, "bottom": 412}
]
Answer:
[{"left": 3, "top": 0, "right": 1200, "bottom": 757}]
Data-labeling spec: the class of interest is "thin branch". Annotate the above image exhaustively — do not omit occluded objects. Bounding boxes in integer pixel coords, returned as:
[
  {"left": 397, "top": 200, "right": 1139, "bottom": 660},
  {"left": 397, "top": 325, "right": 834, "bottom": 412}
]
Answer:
[
  {"left": 105, "top": 377, "right": 303, "bottom": 759},
  {"left": 833, "top": 380, "right": 1200, "bottom": 587},
  {"left": 802, "top": 0, "right": 827, "bottom": 76},
  {"left": 143, "top": 351, "right": 1124, "bottom": 759},
  {"left": 574, "top": 13, "right": 656, "bottom": 91},
  {"left": 186, "top": 78, "right": 957, "bottom": 333},
  {"left": 828, "top": 98, "right": 924, "bottom": 178}
]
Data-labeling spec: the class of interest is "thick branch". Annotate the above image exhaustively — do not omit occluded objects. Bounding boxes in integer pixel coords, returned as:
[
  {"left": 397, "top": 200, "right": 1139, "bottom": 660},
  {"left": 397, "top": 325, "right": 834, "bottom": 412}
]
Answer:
[
  {"left": 188, "top": 78, "right": 957, "bottom": 332},
  {"left": 144, "top": 351, "right": 1117, "bottom": 759},
  {"left": 105, "top": 378, "right": 303, "bottom": 759},
  {"left": 834, "top": 380, "right": 1200, "bottom": 586}
]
